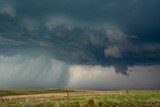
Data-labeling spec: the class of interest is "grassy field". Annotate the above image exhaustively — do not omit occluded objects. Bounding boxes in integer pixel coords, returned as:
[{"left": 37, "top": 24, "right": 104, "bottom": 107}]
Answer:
[
  {"left": 0, "top": 89, "right": 75, "bottom": 96},
  {"left": 0, "top": 89, "right": 160, "bottom": 107}
]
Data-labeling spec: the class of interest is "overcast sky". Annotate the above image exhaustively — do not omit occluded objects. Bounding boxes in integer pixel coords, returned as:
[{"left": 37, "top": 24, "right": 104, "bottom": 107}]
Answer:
[{"left": 0, "top": 0, "right": 160, "bottom": 89}]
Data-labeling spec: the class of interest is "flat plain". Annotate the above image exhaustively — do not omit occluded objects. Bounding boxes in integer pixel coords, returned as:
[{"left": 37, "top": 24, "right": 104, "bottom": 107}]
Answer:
[{"left": 0, "top": 89, "right": 160, "bottom": 107}]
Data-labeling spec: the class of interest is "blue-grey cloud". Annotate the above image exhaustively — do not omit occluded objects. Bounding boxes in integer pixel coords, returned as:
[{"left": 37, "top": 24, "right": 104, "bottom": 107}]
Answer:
[
  {"left": 0, "top": 12, "right": 160, "bottom": 74},
  {"left": 0, "top": 0, "right": 160, "bottom": 88}
]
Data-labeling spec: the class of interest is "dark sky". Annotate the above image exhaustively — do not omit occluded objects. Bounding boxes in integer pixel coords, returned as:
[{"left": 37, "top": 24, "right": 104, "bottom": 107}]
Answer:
[{"left": 0, "top": 0, "right": 160, "bottom": 89}]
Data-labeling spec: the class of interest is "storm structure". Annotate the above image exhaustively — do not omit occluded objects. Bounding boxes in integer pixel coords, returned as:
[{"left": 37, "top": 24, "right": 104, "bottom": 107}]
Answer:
[{"left": 0, "top": 0, "right": 160, "bottom": 89}]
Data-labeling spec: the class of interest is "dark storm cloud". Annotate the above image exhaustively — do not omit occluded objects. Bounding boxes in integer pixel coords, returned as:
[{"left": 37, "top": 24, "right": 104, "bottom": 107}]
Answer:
[
  {"left": 0, "top": 0, "right": 160, "bottom": 74},
  {"left": 13, "top": 0, "right": 160, "bottom": 28}
]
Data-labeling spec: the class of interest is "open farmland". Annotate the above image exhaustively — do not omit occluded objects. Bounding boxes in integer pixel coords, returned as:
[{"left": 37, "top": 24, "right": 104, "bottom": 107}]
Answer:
[{"left": 0, "top": 89, "right": 160, "bottom": 107}]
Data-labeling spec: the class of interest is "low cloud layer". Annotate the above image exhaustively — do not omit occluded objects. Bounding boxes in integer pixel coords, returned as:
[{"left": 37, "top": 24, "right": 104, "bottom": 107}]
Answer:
[
  {"left": 68, "top": 65, "right": 160, "bottom": 89},
  {"left": 0, "top": 54, "right": 69, "bottom": 88},
  {"left": 0, "top": 54, "right": 159, "bottom": 89}
]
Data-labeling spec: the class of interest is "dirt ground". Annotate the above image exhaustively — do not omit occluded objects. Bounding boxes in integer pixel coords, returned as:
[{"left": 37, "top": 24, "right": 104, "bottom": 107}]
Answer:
[
  {"left": 1, "top": 90, "right": 126, "bottom": 100},
  {"left": 2, "top": 93, "right": 67, "bottom": 100}
]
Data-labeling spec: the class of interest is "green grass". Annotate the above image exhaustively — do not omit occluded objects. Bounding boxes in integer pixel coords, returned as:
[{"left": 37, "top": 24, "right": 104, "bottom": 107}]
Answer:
[
  {"left": 0, "top": 89, "right": 75, "bottom": 96},
  {"left": 0, "top": 90, "right": 160, "bottom": 107}
]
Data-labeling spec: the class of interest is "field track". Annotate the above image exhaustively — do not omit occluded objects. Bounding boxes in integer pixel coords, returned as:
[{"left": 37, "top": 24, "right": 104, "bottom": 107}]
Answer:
[
  {"left": 1, "top": 90, "right": 123, "bottom": 100},
  {"left": 2, "top": 93, "right": 67, "bottom": 100}
]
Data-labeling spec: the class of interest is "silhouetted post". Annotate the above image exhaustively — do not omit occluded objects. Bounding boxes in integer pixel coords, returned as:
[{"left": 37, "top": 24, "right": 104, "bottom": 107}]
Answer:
[
  {"left": 66, "top": 90, "right": 70, "bottom": 107},
  {"left": 126, "top": 90, "right": 129, "bottom": 95},
  {"left": 0, "top": 96, "right": 4, "bottom": 102}
]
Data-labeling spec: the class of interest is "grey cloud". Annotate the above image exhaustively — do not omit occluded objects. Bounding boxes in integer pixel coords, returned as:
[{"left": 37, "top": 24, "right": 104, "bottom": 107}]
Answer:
[
  {"left": 104, "top": 46, "right": 123, "bottom": 58},
  {"left": 0, "top": 0, "right": 160, "bottom": 85},
  {"left": 0, "top": 13, "right": 160, "bottom": 74},
  {"left": 21, "top": 18, "right": 39, "bottom": 32},
  {"left": 0, "top": 1, "right": 15, "bottom": 17},
  {"left": 0, "top": 54, "right": 70, "bottom": 88},
  {"left": 68, "top": 65, "right": 160, "bottom": 90},
  {"left": 0, "top": 54, "right": 159, "bottom": 89}
]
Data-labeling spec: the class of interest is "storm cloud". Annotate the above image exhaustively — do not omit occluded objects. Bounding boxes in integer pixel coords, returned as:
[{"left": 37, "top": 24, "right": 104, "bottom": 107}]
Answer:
[{"left": 0, "top": 0, "right": 160, "bottom": 89}]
